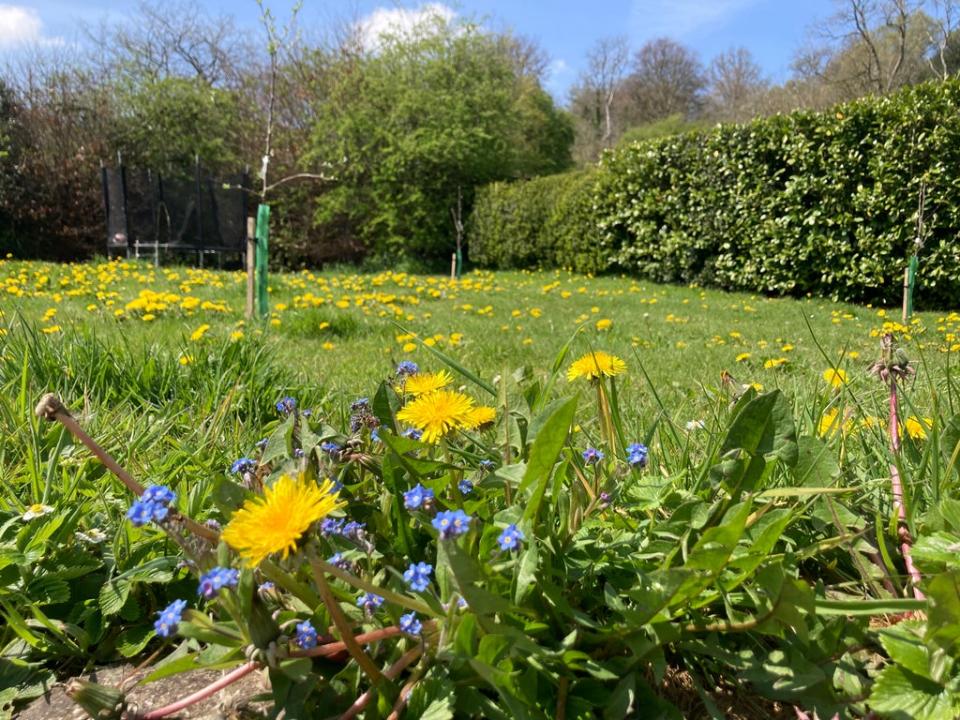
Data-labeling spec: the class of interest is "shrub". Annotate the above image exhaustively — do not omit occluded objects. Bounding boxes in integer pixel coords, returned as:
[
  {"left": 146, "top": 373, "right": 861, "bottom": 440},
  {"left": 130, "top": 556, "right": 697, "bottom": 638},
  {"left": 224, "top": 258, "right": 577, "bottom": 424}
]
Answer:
[
  {"left": 468, "top": 170, "right": 604, "bottom": 273},
  {"left": 469, "top": 79, "right": 960, "bottom": 307}
]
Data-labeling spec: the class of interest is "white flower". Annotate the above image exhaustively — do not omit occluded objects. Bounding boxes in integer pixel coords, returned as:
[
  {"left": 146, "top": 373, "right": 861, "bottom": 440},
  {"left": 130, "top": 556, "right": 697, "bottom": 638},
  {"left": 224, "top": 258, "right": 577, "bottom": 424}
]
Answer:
[
  {"left": 685, "top": 420, "right": 706, "bottom": 432},
  {"left": 75, "top": 528, "right": 107, "bottom": 544},
  {"left": 22, "top": 503, "right": 54, "bottom": 521}
]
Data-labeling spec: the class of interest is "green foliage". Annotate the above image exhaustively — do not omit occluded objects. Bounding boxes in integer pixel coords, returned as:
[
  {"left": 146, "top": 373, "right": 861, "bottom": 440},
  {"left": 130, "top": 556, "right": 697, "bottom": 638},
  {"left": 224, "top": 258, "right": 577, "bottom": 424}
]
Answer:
[
  {"left": 469, "top": 78, "right": 960, "bottom": 307},
  {"left": 616, "top": 113, "right": 710, "bottom": 146},
  {"left": 468, "top": 170, "right": 604, "bottom": 273},
  {"left": 305, "top": 17, "right": 572, "bottom": 264},
  {"left": 3, "top": 259, "right": 959, "bottom": 717},
  {"left": 113, "top": 77, "right": 240, "bottom": 174}
]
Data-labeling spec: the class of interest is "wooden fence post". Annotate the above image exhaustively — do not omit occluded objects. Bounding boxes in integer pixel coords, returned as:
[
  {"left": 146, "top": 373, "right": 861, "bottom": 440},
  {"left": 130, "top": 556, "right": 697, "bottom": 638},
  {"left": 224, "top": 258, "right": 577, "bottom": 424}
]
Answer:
[{"left": 246, "top": 217, "right": 256, "bottom": 319}]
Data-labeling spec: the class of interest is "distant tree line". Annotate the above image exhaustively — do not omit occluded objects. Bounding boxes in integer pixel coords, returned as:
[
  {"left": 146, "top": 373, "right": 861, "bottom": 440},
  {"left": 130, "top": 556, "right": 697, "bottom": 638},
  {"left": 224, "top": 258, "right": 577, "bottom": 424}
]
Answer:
[
  {"left": 1, "top": 0, "right": 958, "bottom": 266},
  {"left": 0, "top": 1, "right": 571, "bottom": 266},
  {"left": 570, "top": 0, "right": 960, "bottom": 164}
]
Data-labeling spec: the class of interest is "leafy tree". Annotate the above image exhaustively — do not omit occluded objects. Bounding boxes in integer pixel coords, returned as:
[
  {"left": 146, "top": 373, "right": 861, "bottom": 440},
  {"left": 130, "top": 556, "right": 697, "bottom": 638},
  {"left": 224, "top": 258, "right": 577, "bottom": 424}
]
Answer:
[
  {"left": 305, "top": 14, "right": 572, "bottom": 263},
  {"left": 113, "top": 76, "right": 241, "bottom": 174}
]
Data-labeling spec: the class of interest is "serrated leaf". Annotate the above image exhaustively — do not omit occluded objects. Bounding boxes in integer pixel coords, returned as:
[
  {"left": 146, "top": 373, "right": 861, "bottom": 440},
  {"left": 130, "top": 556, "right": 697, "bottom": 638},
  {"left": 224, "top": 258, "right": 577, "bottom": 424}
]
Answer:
[
  {"left": 116, "top": 626, "right": 156, "bottom": 657},
  {"left": 98, "top": 581, "right": 129, "bottom": 617},
  {"left": 869, "top": 664, "right": 957, "bottom": 720}
]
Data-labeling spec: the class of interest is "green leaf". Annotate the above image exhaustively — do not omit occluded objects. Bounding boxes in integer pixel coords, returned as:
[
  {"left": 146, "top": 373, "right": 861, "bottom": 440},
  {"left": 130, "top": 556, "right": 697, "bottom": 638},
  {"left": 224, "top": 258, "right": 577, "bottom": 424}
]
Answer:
[
  {"left": 262, "top": 412, "right": 295, "bottom": 465},
  {"left": 116, "top": 626, "right": 156, "bottom": 657},
  {"left": 879, "top": 622, "right": 931, "bottom": 679},
  {"left": 520, "top": 396, "right": 576, "bottom": 523},
  {"left": 514, "top": 538, "right": 538, "bottom": 605},
  {"left": 793, "top": 436, "right": 840, "bottom": 486},
  {"left": 869, "top": 665, "right": 958, "bottom": 720},
  {"left": 721, "top": 390, "right": 798, "bottom": 466},
  {"left": 926, "top": 570, "right": 960, "bottom": 654},
  {"left": 98, "top": 581, "right": 129, "bottom": 617}
]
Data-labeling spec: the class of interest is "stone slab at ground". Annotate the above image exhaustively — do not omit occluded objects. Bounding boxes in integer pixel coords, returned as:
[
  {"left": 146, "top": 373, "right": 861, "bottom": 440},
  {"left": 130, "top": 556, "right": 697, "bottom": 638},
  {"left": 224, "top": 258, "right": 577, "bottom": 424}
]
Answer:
[{"left": 19, "top": 664, "right": 270, "bottom": 720}]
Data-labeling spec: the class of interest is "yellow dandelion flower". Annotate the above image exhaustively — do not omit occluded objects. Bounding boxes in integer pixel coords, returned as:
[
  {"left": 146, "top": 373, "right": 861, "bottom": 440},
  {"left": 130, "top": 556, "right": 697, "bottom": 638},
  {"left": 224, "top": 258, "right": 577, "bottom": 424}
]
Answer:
[
  {"left": 848, "top": 351, "right": 860, "bottom": 360},
  {"left": 596, "top": 318, "right": 612, "bottom": 331},
  {"left": 403, "top": 370, "right": 453, "bottom": 396},
  {"left": 222, "top": 474, "right": 345, "bottom": 567},
  {"left": 190, "top": 323, "right": 211, "bottom": 341},
  {"left": 42, "top": 325, "right": 61, "bottom": 334},
  {"left": 903, "top": 416, "right": 933, "bottom": 440},
  {"left": 396, "top": 389, "right": 476, "bottom": 444},
  {"left": 567, "top": 351, "right": 627, "bottom": 382},
  {"left": 322, "top": 341, "right": 335, "bottom": 350},
  {"left": 818, "top": 408, "right": 853, "bottom": 438},
  {"left": 142, "top": 313, "right": 155, "bottom": 322},
  {"left": 822, "top": 368, "right": 848, "bottom": 389},
  {"left": 402, "top": 342, "right": 417, "bottom": 353},
  {"left": 764, "top": 357, "right": 788, "bottom": 369},
  {"left": 735, "top": 352, "right": 752, "bottom": 362},
  {"left": 179, "top": 354, "right": 193, "bottom": 366},
  {"left": 230, "top": 330, "right": 244, "bottom": 342},
  {"left": 463, "top": 405, "right": 496, "bottom": 429}
]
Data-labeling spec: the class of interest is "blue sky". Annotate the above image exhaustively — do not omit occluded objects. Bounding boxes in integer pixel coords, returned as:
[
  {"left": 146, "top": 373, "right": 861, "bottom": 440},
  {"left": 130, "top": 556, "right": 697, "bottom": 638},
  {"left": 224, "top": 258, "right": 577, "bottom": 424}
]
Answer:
[{"left": 2, "top": 0, "right": 837, "bottom": 99}]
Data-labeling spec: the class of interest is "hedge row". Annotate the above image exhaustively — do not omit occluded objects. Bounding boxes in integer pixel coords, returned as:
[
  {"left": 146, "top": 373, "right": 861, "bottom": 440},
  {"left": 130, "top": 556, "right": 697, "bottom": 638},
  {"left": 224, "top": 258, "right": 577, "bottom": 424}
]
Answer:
[
  {"left": 467, "top": 170, "right": 605, "bottom": 273},
  {"left": 467, "top": 79, "right": 960, "bottom": 306}
]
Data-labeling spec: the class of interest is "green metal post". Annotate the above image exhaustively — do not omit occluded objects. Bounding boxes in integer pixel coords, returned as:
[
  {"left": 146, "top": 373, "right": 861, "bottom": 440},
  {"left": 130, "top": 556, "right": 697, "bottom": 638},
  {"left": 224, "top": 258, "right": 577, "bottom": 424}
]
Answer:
[
  {"left": 905, "top": 255, "right": 918, "bottom": 319},
  {"left": 256, "top": 204, "right": 270, "bottom": 319},
  {"left": 455, "top": 248, "right": 463, "bottom": 280}
]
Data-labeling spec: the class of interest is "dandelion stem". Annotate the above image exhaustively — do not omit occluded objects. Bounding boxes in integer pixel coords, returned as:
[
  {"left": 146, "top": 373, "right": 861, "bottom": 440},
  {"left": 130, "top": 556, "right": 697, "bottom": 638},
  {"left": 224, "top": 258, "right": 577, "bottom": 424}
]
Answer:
[
  {"left": 309, "top": 556, "right": 385, "bottom": 684},
  {"left": 139, "top": 661, "right": 258, "bottom": 719},
  {"left": 34, "top": 394, "right": 219, "bottom": 542},
  {"left": 888, "top": 379, "right": 924, "bottom": 600},
  {"left": 289, "top": 626, "right": 405, "bottom": 659},
  {"left": 338, "top": 646, "right": 422, "bottom": 720}
]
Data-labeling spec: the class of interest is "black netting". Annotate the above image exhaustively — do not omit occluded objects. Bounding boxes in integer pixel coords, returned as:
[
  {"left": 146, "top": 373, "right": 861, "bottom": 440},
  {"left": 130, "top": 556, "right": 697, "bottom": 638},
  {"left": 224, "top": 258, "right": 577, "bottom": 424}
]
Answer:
[
  {"left": 157, "top": 175, "right": 200, "bottom": 248},
  {"left": 102, "top": 167, "right": 128, "bottom": 248},
  {"left": 102, "top": 165, "right": 248, "bottom": 258},
  {"left": 124, "top": 169, "right": 156, "bottom": 246},
  {"left": 199, "top": 173, "right": 247, "bottom": 251}
]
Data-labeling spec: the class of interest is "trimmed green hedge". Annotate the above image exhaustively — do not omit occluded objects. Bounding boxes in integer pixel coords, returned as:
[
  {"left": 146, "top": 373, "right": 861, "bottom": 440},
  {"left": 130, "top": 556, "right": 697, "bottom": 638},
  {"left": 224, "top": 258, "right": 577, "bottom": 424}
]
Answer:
[
  {"left": 468, "top": 80, "right": 960, "bottom": 306},
  {"left": 468, "top": 170, "right": 605, "bottom": 273}
]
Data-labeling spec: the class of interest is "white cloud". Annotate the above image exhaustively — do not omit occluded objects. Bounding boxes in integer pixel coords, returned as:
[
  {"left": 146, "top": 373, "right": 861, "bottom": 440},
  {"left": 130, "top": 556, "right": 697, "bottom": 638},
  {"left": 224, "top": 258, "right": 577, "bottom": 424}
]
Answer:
[
  {"left": 631, "top": 0, "right": 759, "bottom": 39},
  {"left": 0, "top": 4, "right": 63, "bottom": 49},
  {"left": 548, "top": 58, "right": 570, "bottom": 78},
  {"left": 357, "top": 3, "right": 456, "bottom": 50}
]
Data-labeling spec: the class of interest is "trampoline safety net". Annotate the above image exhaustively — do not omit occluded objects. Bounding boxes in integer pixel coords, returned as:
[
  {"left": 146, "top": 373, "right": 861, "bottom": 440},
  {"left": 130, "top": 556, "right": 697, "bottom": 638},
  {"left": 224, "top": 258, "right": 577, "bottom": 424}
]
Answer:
[{"left": 102, "top": 164, "right": 249, "bottom": 266}]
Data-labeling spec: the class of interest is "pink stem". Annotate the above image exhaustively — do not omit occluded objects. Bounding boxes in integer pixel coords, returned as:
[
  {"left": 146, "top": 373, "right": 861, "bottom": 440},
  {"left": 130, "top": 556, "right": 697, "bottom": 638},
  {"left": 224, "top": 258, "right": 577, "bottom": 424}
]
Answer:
[
  {"left": 290, "top": 626, "right": 402, "bottom": 659},
  {"left": 338, "top": 647, "right": 422, "bottom": 720},
  {"left": 888, "top": 380, "right": 924, "bottom": 600},
  {"left": 139, "top": 661, "right": 258, "bottom": 720}
]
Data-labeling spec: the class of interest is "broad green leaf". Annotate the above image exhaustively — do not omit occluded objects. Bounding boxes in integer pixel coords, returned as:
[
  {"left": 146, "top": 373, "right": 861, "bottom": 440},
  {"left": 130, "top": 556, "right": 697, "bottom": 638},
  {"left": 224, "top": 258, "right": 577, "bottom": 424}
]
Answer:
[
  {"left": 869, "top": 665, "right": 958, "bottom": 720},
  {"left": 721, "top": 390, "right": 798, "bottom": 466},
  {"left": 793, "top": 436, "right": 840, "bottom": 486},
  {"left": 520, "top": 396, "right": 576, "bottom": 524},
  {"left": 878, "top": 622, "right": 931, "bottom": 679},
  {"left": 115, "top": 626, "right": 156, "bottom": 657},
  {"left": 261, "top": 412, "right": 295, "bottom": 465}
]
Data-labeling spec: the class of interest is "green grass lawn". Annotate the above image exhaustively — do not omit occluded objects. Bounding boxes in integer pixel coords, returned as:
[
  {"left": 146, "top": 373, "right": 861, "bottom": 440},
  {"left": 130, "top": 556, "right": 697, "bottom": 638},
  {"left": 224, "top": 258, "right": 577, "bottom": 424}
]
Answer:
[
  {"left": 1, "top": 258, "right": 954, "bottom": 420},
  {"left": 2, "top": 257, "right": 959, "bottom": 717}
]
